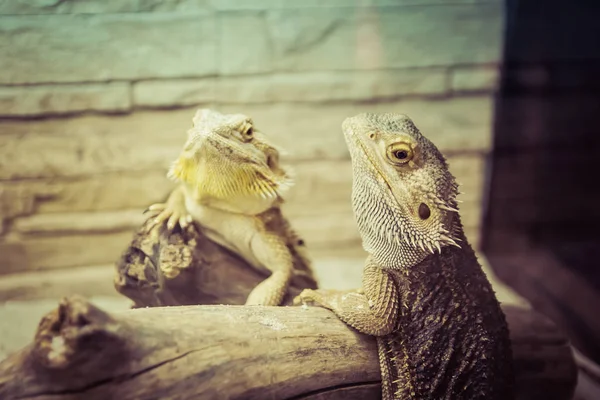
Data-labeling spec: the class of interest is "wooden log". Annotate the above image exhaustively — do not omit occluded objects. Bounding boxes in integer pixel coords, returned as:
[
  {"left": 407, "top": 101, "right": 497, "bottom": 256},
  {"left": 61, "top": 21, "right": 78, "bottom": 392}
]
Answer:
[
  {"left": 0, "top": 296, "right": 577, "bottom": 400},
  {"left": 114, "top": 219, "right": 318, "bottom": 307}
]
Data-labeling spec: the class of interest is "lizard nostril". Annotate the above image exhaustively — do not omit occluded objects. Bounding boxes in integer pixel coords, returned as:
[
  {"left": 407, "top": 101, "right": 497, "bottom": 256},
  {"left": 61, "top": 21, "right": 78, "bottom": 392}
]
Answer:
[{"left": 418, "top": 203, "right": 431, "bottom": 220}]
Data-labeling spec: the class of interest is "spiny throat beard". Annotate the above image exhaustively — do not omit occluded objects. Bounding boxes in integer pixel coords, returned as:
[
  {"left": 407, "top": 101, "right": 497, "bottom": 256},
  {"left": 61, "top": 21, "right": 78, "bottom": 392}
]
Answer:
[
  {"left": 168, "top": 150, "right": 292, "bottom": 206},
  {"left": 352, "top": 162, "right": 429, "bottom": 269},
  {"left": 351, "top": 157, "right": 461, "bottom": 270}
]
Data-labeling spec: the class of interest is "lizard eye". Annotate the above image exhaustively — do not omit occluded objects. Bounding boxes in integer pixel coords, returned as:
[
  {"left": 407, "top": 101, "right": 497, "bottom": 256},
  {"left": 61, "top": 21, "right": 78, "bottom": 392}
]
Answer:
[
  {"left": 386, "top": 143, "right": 413, "bottom": 165},
  {"left": 395, "top": 150, "right": 408, "bottom": 159},
  {"left": 418, "top": 203, "right": 431, "bottom": 219},
  {"left": 241, "top": 126, "right": 254, "bottom": 141}
]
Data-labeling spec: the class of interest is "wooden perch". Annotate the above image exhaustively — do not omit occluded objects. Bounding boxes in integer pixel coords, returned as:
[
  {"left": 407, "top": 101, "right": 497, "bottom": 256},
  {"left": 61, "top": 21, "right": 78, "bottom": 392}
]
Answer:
[
  {"left": 114, "top": 220, "right": 318, "bottom": 307},
  {"left": 0, "top": 296, "right": 577, "bottom": 400}
]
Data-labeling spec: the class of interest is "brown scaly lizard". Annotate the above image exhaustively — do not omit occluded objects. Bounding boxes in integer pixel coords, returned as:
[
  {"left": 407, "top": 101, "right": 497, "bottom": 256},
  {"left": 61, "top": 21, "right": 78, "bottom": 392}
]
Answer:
[
  {"left": 295, "top": 113, "right": 515, "bottom": 399},
  {"left": 145, "top": 108, "right": 316, "bottom": 306}
]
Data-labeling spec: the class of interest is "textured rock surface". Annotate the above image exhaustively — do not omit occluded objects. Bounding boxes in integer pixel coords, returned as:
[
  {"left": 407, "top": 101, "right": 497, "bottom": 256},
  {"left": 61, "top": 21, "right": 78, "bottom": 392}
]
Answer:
[
  {"left": 0, "top": 155, "right": 484, "bottom": 275},
  {"left": 0, "top": 97, "right": 493, "bottom": 180},
  {"left": 0, "top": 13, "right": 217, "bottom": 84},
  {"left": 0, "top": 83, "right": 131, "bottom": 116},
  {"left": 267, "top": 3, "right": 502, "bottom": 72},
  {"left": 133, "top": 79, "right": 215, "bottom": 108},
  {"left": 0, "top": 231, "right": 135, "bottom": 274},
  {"left": 0, "top": 1, "right": 503, "bottom": 279},
  {"left": 216, "top": 69, "right": 449, "bottom": 103}
]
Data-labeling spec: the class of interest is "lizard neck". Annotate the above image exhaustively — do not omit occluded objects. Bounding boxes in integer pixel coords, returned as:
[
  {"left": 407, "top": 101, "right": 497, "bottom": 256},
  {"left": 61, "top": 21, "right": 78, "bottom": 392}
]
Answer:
[
  {"left": 384, "top": 234, "right": 514, "bottom": 399},
  {"left": 182, "top": 183, "right": 279, "bottom": 215}
]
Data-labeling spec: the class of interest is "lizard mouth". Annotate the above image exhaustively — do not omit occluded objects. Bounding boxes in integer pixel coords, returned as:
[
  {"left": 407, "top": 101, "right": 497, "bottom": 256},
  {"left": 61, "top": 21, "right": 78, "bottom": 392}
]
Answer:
[
  {"left": 343, "top": 127, "right": 444, "bottom": 253},
  {"left": 344, "top": 129, "right": 399, "bottom": 205}
]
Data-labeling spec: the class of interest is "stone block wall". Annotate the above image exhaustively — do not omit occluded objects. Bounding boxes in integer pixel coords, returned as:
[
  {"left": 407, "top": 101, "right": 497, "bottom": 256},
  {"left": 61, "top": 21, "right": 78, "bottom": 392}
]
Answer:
[{"left": 0, "top": 0, "right": 504, "bottom": 276}]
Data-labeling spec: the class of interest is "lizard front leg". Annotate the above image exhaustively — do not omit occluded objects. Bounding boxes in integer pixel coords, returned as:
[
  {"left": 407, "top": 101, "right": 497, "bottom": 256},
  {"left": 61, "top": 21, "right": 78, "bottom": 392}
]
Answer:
[
  {"left": 144, "top": 185, "right": 192, "bottom": 232},
  {"left": 244, "top": 230, "right": 293, "bottom": 306},
  {"left": 294, "top": 260, "right": 399, "bottom": 336}
]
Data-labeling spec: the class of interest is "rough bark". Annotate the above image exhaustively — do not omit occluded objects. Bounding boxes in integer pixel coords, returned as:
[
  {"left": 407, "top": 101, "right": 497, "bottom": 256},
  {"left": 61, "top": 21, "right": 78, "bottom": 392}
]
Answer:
[
  {"left": 114, "top": 220, "right": 318, "bottom": 307},
  {"left": 0, "top": 297, "right": 577, "bottom": 400}
]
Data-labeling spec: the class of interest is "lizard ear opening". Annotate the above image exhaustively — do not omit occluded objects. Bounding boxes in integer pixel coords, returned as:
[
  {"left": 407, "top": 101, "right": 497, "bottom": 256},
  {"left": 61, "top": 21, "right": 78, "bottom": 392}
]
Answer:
[{"left": 418, "top": 203, "right": 431, "bottom": 220}]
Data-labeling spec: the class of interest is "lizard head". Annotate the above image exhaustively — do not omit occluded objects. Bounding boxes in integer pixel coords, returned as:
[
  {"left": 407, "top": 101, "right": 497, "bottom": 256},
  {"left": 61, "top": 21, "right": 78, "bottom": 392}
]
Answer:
[
  {"left": 342, "top": 113, "right": 461, "bottom": 270},
  {"left": 168, "top": 109, "right": 292, "bottom": 209}
]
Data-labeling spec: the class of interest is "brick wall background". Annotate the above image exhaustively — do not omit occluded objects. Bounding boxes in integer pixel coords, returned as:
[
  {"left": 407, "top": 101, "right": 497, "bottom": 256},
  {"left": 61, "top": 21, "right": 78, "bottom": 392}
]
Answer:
[{"left": 0, "top": 0, "right": 504, "bottom": 282}]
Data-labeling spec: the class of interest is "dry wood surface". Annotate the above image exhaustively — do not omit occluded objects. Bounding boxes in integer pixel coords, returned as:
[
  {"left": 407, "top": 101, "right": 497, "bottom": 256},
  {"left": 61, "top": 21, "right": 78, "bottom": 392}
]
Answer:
[{"left": 0, "top": 296, "right": 577, "bottom": 400}]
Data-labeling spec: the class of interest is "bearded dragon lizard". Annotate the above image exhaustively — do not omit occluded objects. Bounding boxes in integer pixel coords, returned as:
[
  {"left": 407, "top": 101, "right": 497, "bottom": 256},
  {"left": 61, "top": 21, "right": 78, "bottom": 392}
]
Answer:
[
  {"left": 295, "top": 113, "right": 514, "bottom": 399},
  {"left": 145, "top": 108, "right": 315, "bottom": 306}
]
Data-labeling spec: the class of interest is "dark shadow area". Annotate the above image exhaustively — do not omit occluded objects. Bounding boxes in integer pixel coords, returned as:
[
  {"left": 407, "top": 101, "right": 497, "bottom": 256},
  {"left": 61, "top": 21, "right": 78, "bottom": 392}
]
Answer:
[{"left": 484, "top": 0, "right": 600, "bottom": 364}]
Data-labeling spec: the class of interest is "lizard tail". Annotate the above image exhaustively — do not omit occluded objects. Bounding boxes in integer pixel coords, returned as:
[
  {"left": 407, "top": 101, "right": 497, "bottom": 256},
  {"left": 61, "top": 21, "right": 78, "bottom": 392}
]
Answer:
[
  {"left": 244, "top": 270, "right": 292, "bottom": 306},
  {"left": 377, "top": 336, "right": 397, "bottom": 400}
]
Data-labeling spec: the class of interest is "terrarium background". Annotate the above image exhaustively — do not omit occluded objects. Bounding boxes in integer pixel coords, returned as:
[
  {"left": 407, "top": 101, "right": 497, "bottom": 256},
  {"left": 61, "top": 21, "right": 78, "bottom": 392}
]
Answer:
[{"left": 0, "top": 0, "right": 502, "bottom": 283}]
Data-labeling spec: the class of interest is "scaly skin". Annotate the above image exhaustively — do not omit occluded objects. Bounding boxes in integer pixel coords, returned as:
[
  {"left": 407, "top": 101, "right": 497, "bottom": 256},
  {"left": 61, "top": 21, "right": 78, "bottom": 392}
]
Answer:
[
  {"left": 296, "top": 113, "right": 514, "bottom": 399},
  {"left": 146, "top": 109, "right": 315, "bottom": 306}
]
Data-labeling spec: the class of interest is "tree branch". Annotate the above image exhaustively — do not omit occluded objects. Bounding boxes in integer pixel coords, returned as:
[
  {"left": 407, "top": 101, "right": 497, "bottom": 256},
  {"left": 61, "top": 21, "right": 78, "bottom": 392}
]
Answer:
[
  {"left": 114, "top": 220, "right": 317, "bottom": 307},
  {"left": 0, "top": 297, "right": 577, "bottom": 400}
]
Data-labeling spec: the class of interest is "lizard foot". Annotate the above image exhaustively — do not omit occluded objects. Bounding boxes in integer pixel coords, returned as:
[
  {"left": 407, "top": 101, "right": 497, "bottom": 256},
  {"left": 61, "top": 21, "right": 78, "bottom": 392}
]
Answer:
[
  {"left": 293, "top": 289, "right": 322, "bottom": 307},
  {"left": 144, "top": 202, "right": 193, "bottom": 233}
]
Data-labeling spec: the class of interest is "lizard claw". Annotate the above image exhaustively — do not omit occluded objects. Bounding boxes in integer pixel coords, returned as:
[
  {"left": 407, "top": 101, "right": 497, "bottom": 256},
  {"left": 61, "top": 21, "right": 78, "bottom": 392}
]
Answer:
[
  {"left": 143, "top": 204, "right": 162, "bottom": 214},
  {"left": 179, "top": 214, "right": 193, "bottom": 229},
  {"left": 144, "top": 202, "right": 191, "bottom": 233},
  {"left": 293, "top": 289, "right": 326, "bottom": 307},
  {"left": 293, "top": 289, "right": 315, "bottom": 306}
]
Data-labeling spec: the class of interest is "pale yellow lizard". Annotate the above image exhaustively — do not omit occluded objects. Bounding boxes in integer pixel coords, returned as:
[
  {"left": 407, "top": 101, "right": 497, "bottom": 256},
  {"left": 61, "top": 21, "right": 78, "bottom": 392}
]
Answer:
[{"left": 145, "top": 108, "right": 315, "bottom": 306}]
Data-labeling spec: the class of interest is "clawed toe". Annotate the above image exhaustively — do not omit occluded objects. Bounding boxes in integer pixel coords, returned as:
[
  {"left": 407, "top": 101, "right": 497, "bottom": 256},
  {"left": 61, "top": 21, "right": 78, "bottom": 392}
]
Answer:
[
  {"left": 292, "top": 289, "right": 318, "bottom": 306},
  {"left": 143, "top": 203, "right": 174, "bottom": 233},
  {"left": 143, "top": 201, "right": 193, "bottom": 234}
]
